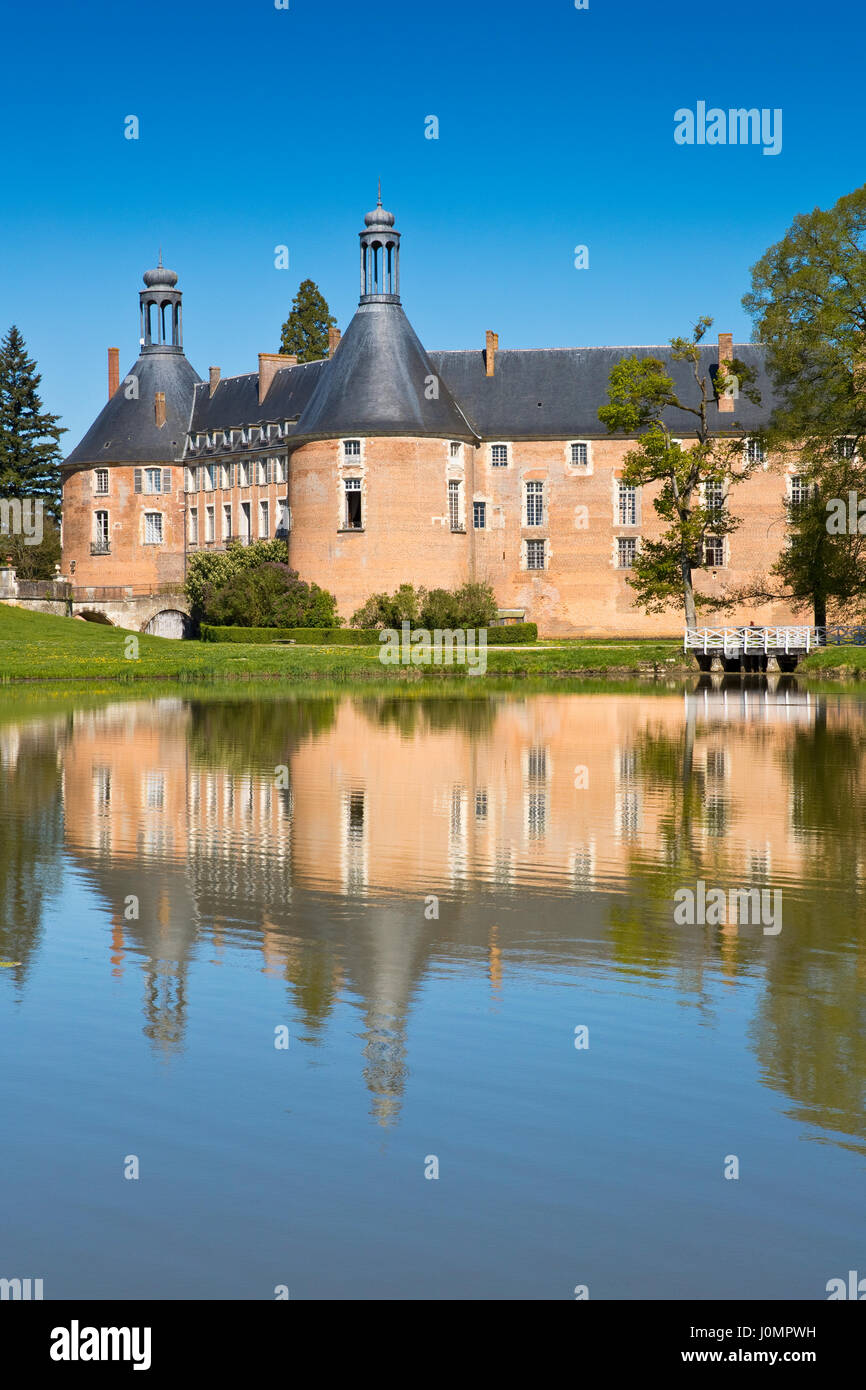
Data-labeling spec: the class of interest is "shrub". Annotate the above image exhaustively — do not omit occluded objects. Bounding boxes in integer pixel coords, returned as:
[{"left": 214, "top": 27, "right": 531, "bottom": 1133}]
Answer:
[
  {"left": 185, "top": 539, "right": 290, "bottom": 621},
  {"left": 352, "top": 581, "right": 498, "bottom": 630},
  {"left": 351, "top": 583, "right": 421, "bottom": 629},
  {"left": 202, "top": 561, "right": 341, "bottom": 629}
]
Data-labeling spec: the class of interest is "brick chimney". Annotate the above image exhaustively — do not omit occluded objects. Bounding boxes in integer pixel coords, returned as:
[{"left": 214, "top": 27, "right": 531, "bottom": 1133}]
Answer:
[
  {"left": 717, "top": 332, "right": 734, "bottom": 413},
  {"left": 258, "top": 352, "right": 291, "bottom": 405},
  {"left": 154, "top": 392, "right": 166, "bottom": 428},
  {"left": 209, "top": 366, "right": 221, "bottom": 396},
  {"left": 329, "top": 327, "right": 341, "bottom": 357},
  {"left": 108, "top": 347, "right": 119, "bottom": 400},
  {"left": 485, "top": 330, "right": 499, "bottom": 378}
]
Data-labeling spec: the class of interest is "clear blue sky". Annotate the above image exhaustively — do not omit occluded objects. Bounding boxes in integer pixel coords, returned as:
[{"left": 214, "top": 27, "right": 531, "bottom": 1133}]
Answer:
[{"left": 2, "top": 0, "right": 864, "bottom": 449}]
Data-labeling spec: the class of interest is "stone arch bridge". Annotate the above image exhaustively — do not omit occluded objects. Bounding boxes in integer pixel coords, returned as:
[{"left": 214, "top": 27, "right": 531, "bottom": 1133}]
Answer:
[{"left": 0, "top": 571, "right": 193, "bottom": 638}]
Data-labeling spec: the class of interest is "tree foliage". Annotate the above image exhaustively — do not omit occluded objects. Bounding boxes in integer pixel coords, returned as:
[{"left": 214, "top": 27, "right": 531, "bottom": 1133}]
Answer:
[
  {"left": 0, "top": 325, "right": 65, "bottom": 519},
  {"left": 0, "top": 516, "right": 62, "bottom": 580},
  {"left": 598, "top": 318, "right": 760, "bottom": 627},
  {"left": 279, "top": 280, "right": 337, "bottom": 362},
  {"left": 351, "top": 581, "right": 498, "bottom": 630},
  {"left": 203, "top": 562, "right": 341, "bottom": 629},
  {"left": 185, "top": 539, "right": 290, "bottom": 621},
  {"left": 742, "top": 183, "right": 866, "bottom": 622}
]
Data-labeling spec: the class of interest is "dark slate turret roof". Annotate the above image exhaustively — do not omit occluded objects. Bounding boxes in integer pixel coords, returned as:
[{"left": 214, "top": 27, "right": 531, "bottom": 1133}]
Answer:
[
  {"left": 293, "top": 302, "right": 475, "bottom": 442},
  {"left": 428, "top": 344, "right": 777, "bottom": 439},
  {"left": 64, "top": 351, "right": 202, "bottom": 469},
  {"left": 189, "top": 358, "right": 326, "bottom": 433}
]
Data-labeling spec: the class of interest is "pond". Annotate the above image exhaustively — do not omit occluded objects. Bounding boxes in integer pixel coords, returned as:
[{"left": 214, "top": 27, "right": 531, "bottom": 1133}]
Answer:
[{"left": 1, "top": 679, "right": 864, "bottom": 1299}]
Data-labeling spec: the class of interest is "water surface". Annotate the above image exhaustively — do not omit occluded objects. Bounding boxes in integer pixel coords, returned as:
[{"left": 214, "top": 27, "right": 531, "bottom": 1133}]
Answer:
[{"left": 1, "top": 680, "right": 864, "bottom": 1299}]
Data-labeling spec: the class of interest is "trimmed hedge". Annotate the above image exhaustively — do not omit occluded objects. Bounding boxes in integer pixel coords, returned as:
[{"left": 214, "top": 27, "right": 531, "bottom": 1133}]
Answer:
[
  {"left": 200, "top": 626, "right": 380, "bottom": 645},
  {"left": 200, "top": 621, "right": 539, "bottom": 646},
  {"left": 486, "top": 623, "right": 537, "bottom": 644}
]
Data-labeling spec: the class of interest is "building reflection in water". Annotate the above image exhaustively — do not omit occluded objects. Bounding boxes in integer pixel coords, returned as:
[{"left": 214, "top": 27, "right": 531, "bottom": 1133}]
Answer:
[{"left": 3, "top": 679, "right": 864, "bottom": 1139}]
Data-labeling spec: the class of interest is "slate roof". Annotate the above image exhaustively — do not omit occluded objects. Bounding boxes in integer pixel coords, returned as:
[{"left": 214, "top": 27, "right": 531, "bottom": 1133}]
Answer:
[
  {"left": 189, "top": 358, "right": 326, "bottom": 433},
  {"left": 63, "top": 350, "right": 202, "bottom": 470},
  {"left": 186, "top": 338, "right": 778, "bottom": 449},
  {"left": 427, "top": 344, "right": 778, "bottom": 440},
  {"left": 293, "top": 302, "right": 475, "bottom": 442}
]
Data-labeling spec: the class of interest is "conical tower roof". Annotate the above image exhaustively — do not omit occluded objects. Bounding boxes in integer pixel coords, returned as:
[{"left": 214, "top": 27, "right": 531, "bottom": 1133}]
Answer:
[
  {"left": 295, "top": 300, "right": 475, "bottom": 442},
  {"left": 64, "top": 351, "right": 201, "bottom": 468},
  {"left": 63, "top": 258, "right": 201, "bottom": 469}
]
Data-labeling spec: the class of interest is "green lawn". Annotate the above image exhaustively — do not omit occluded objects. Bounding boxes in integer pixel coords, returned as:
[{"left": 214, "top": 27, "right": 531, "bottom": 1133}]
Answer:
[
  {"left": 0, "top": 604, "right": 687, "bottom": 682},
  {"left": 799, "top": 645, "right": 866, "bottom": 676}
]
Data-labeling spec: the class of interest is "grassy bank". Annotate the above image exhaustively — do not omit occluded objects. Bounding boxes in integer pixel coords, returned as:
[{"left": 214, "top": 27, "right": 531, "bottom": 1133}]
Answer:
[
  {"left": 798, "top": 646, "right": 866, "bottom": 678},
  {"left": 0, "top": 604, "right": 687, "bottom": 682}
]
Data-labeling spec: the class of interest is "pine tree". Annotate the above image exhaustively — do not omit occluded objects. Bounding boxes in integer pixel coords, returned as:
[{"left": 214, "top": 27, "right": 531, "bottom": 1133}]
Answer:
[
  {"left": 279, "top": 280, "right": 337, "bottom": 363},
  {"left": 0, "top": 326, "right": 65, "bottom": 519}
]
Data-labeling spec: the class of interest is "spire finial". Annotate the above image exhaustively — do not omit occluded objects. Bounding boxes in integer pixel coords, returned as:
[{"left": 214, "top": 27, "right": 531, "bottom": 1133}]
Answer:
[
  {"left": 377, "top": 177, "right": 382, "bottom": 206},
  {"left": 158, "top": 246, "right": 163, "bottom": 267}
]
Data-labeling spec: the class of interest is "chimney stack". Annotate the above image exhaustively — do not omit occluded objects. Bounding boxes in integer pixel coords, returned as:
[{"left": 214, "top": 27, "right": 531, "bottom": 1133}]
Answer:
[
  {"left": 329, "top": 327, "right": 342, "bottom": 357},
  {"left": 717, "top": 332, "right": 734, "bottom": 413},
  {"left": 209, "top": 366, "right": 221, "bottom": 396},
  {"left": 485, "top": 330, "right": 499, "bottom": 378},
  {"left": 258, "top": 352, "right": 292, "bottom": 405},
  {"left": 108, "top": 347, "right": 119, "bottom": 400},
  {"left": 154, "top": 392, "right": 166, "bottom": 428}
]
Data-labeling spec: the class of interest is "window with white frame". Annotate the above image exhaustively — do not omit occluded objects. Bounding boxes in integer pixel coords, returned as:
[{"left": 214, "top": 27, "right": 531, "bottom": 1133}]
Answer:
[
  {"left": 240, "top": 501, "right": 251, "bottom": 541},
  {"left": 836, "top": 437, "right": 856, "bottom": 460},
  {"left": 94, "top": 468, "right": 109, "bottom": 495},
  {"left": 221, "top": 463, "right": 232, "bottom": 489},
  {"left": 703, "top": 535, "right": 725, "bottom": 567},
  {"left": 570, "top": 441, "right": 589, "bottom": 469},
  {"left": 185, "top": 466, "right": 196, "bottom": 494},
  {"left": 278, "top": 499, "right": 290, "bottom": 534},
  {"left": 450, "top": 442, "right": 462, "bottom": 458},
  {"left": 617, "top": 537, "right": 636, "bottom": 569},
  {"left": 189, "top": 507, "right": 199, "bottom": 544},
  {"left": 344, "top": 439, "right": 361, "bottom": 458},
  {"left": 746, "top": 438, "right": 765, "bottom": 465},
  {"left": 276, "top": 456, "right": 288, "bottom": 483},
  {"left": 222, "top": 503, "right": 232, "bottom": 540},
  {"left": 144, "top": 467, "right": 162, "bottom": 494},
  {"left": 238, "top": 461, "right": 250, "bottom": 488},
  {"left": 491, "top": 444, "right": 509, "bottom": 467},
  {"left": 144, "top": 512, "right": 163, "bottom": 545},
  {"left": 256, "top": 458, "right": 268, "bottom": 486},
  {"left": 526, "top": 480, "right": 543, "bottom": 526},
  {"left": 259, "top": 500, "right": 269, "bottom": 537},
  {"left": 204, "top": 464, "right": 216, "bottom": 491},
  {"left": 473, "top": 500, "right": 486, "bottom": 529},
  {"left": 448, "top": 479, "right": 462, "bottom": 530},
  {"left": 526, "top": 539, "right": 545, "bottom": 570},
  {"left": 93, "top": 510, "right": 109, "bottom": 546},
  {"left": 205, "top": 505, "right": 215, "bottom": 542},
  {"left": 344, "top": 477, "right": 362, "bottom": 529},
  {"left": 618, "top": 482, "right": 637, "bottom": 526},
  {"left": 789, "top": 475, "right": 811, "bottom": 508},
  {"left": 704, "top": 479, "right": 725, "bottom": 513}
]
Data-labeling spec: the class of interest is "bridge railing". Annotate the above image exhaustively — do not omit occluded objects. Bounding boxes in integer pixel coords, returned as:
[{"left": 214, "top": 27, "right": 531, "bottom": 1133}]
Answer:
[
  {"left": 684, "top": 625, "right": 866, "bottom": 654},
  {"left": 70, "top": 585, "right": 185, "bottom": 601}
]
